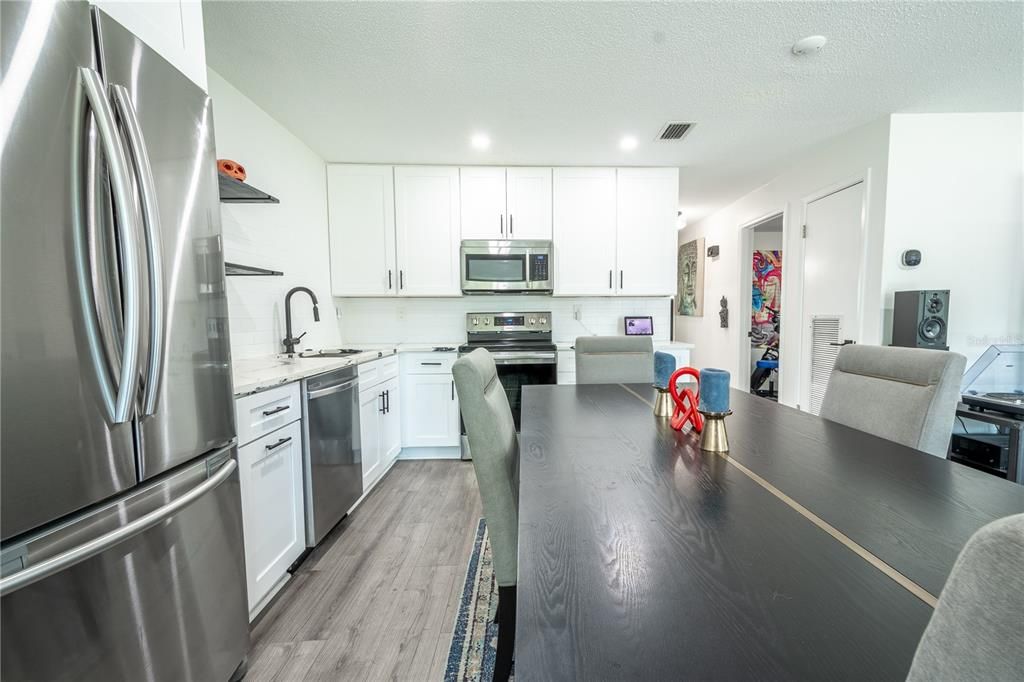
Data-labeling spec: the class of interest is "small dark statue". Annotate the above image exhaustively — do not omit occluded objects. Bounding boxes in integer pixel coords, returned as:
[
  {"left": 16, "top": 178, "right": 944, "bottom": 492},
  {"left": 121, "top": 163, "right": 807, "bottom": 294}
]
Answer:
[{"left": 719, "top": 296, "right": 728, "bottom": 328}]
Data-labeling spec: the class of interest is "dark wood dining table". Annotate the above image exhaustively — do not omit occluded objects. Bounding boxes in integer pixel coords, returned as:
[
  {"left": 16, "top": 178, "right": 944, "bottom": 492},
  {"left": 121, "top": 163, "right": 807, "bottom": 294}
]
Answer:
[{"left": 516, "top": 384, "right": 1024, "bottom": 681}]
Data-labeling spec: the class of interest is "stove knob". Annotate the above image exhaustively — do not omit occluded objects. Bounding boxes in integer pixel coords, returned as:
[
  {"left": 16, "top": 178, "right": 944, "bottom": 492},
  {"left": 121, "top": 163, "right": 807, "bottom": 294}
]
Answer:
[
  {"left": 529, "top": 317, "right": 536, "bottom": 325},
  {"left": 540, "top": 317, "right": 548, "bottom": 325}
]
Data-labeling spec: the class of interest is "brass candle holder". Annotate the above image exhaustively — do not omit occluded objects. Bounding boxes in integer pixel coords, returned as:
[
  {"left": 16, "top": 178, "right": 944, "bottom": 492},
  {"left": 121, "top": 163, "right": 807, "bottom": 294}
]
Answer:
[
  {"left": 697, "top": 409, "right": 732, "bottom": 453},
  {"left": 653, "top": 387, "right": 674, "bottom": 418}
]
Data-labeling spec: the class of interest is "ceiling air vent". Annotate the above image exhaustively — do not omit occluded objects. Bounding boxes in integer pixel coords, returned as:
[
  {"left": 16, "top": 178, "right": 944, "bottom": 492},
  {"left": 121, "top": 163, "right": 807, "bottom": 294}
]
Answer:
[{"left": 658, "top": 122, "right": 694, "bottom": 141}]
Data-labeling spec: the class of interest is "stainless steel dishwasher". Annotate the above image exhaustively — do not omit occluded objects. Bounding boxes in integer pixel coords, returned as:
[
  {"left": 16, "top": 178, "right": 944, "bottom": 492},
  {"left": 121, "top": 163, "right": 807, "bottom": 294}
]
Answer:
[{"left": 301, "top": 366, "right": 363, "bottom": 547}]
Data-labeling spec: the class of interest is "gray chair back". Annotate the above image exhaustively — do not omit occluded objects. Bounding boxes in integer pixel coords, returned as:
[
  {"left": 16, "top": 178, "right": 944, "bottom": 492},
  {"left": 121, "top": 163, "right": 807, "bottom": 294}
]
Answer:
[
  {"left": 452, "top": 349, "right": 519, "bottom": 587},
  {"left": 575, "top": 336, "right": 654, "bottom": 385},
  {"left": 819, "top": 345, "right": 965, "bottom": 457},
  {"left": 907, "top": 513, "right": 1024, "bottom": 681}
]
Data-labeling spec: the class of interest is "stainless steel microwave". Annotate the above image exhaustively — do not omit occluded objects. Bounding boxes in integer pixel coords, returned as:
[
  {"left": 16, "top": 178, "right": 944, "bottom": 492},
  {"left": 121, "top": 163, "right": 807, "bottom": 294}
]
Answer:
[{"left": 460, "top": 240, "right": 553, "bottom": 294}]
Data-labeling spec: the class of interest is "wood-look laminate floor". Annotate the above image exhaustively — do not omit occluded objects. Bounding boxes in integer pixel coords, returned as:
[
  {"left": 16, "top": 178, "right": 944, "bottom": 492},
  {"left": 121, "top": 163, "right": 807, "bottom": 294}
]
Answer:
[{"left": 245, "top": 460, "right": 482, "bottom": 682}]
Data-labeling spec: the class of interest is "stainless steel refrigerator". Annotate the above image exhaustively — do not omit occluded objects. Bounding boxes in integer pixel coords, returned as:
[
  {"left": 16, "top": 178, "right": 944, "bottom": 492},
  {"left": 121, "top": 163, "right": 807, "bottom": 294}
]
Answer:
[{"left": 1, "top": 3, "right": 249, "bottom": 680}]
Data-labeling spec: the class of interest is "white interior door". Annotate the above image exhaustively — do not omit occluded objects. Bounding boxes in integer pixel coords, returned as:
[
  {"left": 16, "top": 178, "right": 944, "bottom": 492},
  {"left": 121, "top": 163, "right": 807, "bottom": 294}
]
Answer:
[
  {"left": 800, "top": 182, "right": 865, "bottom": 413},
  {"left": 553, "top": 168, "right": 617, "bottom": 295},
  {"left": 506, "top": 167, "right": 553, "bottom": 239},
  {"left": 460, "top": 167, "right": 506, "bottom": 239},
  {"left": 394, "top": 166, "right": 461, "bottom": 296},
  {"left": 327, "top": 165, "right": 396, "bottom": 296}
]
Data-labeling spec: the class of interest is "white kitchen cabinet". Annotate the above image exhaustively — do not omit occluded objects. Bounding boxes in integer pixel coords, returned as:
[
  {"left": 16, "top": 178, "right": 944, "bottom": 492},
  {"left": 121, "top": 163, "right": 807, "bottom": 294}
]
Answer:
[
  {"left": 237, "top": 420, "right": 304, "bottom": 618},
  {"left": 394, "top": 166, "right": 461, "bottom": 296},
  {"left": 359, "top": 386, "right": 384, "bottom": 488},
  {"left": 506, "top": 167, "right": 552, "bottom": 239},
  {"left": 553, "top": 168, "right": 617, "bottom": 295},
  {"left": 93, "top": 1, "right": 208, "bottom": 90},
  {"left": 327, "top": 165, "right": 396, "bottom": 296},
  {"left": 401, "top": 354, "right": 460, "bottom": 448},
  {"left": 461, "top": 167, "right": 553, "bottom": 240},
  {"left": 460, "top": 167, "right": 507, "bottom": 239},
  {"left": 380, "top": 376, "right": 402, "bottom": 469},
  {"left": 616, "top": 168, "right": 679, "bottom": 296}
]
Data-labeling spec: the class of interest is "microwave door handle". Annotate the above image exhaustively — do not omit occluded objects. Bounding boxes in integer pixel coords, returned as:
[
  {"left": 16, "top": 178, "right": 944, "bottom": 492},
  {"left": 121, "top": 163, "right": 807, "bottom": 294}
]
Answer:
[
  {"left": 111, "top": 84, "right": 165, "bottom": 416},
  {"left": 77, "top": 68, "right": 142, "bottom": 424}
]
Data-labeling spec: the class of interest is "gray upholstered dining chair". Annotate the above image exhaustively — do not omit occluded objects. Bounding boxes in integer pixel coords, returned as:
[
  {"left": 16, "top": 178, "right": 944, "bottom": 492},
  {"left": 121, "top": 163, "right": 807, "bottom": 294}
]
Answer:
[
  {"left": 819, "top": 345, "right": 965, "bottom": 457},
  {"left": 906, "top": 513, "right": 1024, "bottom": 681},
  {"left": 452, "top": 348, "right": 519, "bottom": 682},
  {"left": 575, "top": 335, "right": 655, "bottom": 385}
]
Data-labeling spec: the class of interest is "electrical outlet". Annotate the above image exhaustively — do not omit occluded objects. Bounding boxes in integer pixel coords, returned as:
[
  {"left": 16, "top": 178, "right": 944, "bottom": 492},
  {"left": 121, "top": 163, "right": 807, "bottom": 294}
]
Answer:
[{"left": 573, "top": 304, "right": 582, "bottom": 321}]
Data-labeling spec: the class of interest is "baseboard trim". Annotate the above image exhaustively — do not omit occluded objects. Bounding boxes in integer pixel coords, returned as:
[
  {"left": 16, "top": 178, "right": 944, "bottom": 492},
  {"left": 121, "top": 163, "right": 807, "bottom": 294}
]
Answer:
[{"left": 399, "top": 446, "right": 461, "bottom": 460}]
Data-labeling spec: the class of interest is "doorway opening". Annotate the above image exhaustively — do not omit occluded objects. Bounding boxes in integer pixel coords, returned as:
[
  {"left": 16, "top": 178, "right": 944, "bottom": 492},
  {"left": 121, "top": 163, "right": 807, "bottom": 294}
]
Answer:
[{"left": 740, "top": 212, "right": 784, "bottom": 401}]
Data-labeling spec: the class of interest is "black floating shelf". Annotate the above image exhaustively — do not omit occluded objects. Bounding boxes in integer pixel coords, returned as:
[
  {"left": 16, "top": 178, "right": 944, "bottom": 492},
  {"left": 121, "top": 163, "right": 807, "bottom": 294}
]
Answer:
[
  {"left": 218, "top": 172, "right": 280, "bottom": 204},
  {"left": 225, "top": 262, "right": 283, "bottom": 277}
]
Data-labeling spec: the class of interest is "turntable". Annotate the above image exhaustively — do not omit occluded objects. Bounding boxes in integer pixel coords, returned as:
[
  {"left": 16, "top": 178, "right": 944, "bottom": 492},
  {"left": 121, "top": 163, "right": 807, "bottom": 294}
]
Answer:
[{"left": 961, "top": 344, "right": 1024, "bottom": 418}]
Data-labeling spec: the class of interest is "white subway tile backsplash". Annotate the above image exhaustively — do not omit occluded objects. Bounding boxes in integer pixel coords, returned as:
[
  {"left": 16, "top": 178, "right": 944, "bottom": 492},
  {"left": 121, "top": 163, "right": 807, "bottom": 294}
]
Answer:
[{"left": 335, "top": 296, "right": 674, "bottom": 344}]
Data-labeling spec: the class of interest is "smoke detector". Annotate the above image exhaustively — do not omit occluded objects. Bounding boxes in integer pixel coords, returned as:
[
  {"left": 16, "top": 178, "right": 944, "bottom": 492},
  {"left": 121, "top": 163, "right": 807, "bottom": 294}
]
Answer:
[{"left": 792, "top": 35, "right": 827, "bottom": 56}]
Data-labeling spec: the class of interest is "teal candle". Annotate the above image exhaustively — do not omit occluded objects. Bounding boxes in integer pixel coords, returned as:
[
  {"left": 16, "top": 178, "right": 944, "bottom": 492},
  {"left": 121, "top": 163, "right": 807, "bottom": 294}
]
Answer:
[
  {"left": 699, "top": 368, "right": 730, "bottom": 413},
  {"left": 654, "top": 352, "right": 676, "bottom": 389}
]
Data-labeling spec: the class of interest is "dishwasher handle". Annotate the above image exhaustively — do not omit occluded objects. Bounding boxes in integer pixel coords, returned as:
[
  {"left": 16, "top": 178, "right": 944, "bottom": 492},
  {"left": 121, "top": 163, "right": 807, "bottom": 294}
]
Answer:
[{"left": 307, "top": 376, "right": 360, "bottom": 400}]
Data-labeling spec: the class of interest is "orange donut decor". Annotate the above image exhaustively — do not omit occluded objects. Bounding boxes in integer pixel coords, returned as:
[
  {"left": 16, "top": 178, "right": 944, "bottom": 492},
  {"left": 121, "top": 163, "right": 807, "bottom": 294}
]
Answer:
[
  {"left": 217, "top": 159, "right": 246, "bottom": 182},
  {"left": 668, "top": 367, "right": 703, "bottom": 433}
]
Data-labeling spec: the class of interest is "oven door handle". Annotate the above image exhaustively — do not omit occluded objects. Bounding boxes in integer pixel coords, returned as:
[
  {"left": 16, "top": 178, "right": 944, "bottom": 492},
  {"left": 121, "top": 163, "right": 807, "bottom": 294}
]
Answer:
[{"left": 489, "top": 353, "right": 557, "bottom": 365}]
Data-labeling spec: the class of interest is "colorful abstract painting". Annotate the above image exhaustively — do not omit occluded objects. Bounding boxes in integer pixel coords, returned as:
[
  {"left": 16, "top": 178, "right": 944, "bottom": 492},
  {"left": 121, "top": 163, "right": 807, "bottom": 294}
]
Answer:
[
  {"left": 677, "top": 237, "right": 705, "bottom": 317},
  {"left": 751, "top": 250, "right": 781, "bottom": 349}
]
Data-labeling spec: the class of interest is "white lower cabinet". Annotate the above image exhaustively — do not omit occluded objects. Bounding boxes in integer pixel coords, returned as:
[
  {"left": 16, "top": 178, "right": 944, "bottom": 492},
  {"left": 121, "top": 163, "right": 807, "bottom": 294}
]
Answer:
[
  {"left": 359, "top": 387, "right": 384, "bottom": 489},
  {"left": 237, "top": 419, "right": 304, "bottom": 618},
  {"left": 358, "top": 358, "right": 402, "bottom": 492},
  {"left": 402, "top": 372, "right": 461, "bottom": 447}
]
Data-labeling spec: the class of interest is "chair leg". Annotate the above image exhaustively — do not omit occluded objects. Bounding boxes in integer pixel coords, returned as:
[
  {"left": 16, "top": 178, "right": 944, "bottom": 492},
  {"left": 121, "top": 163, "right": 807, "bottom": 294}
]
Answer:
[{"left": 493, "top": 585, "right": 516, "bottom": 682}]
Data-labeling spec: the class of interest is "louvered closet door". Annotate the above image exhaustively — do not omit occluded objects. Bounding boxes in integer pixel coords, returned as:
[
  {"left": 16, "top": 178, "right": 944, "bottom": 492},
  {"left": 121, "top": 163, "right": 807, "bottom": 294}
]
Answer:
[
  {"left": 808, "top": 316, "right": 843, "bottom": 415},
  {"left": 800, "top": 182, "right": 865, "bottom": 413}
]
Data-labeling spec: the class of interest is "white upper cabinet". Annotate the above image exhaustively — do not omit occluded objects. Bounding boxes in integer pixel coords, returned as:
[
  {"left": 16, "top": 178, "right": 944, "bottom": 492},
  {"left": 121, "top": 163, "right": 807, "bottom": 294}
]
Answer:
[
  {"left": 506, "top": 167, "right": 553, "bottom": 240},
  {"left": 93, "top": 1, "right": 208, "bottom": 90},
  {"left": 460, "top": 167, "right": 507, "bottom": 239},
  {"left": 394, "top": 166, "right": 462, "bottom": 296},
  {"left": 327, "top": 165, "right": 397, "bottom": 296},
  {"left": 615, "top": 168, "right": 679, "bottom": 296},
  {"left": 553, "top": 168, "right": 617, "bottom": 295}
]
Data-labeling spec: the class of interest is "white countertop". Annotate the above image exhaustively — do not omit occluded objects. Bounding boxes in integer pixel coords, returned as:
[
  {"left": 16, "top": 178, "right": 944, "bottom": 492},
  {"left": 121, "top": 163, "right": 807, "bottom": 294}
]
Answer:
[
  {"left": 554, "top": 340, "right": 695, "bottom": 351},
  {"left": 232, "top": 344, "right": 462, "bottom": 397},
  {"left": 234, "top": 340, "right": 693, "bottom": 397}
]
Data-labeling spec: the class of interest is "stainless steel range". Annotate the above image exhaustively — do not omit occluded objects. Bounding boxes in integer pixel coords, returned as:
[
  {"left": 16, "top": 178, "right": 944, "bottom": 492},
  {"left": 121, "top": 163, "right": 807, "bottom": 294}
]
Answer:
[{"left": 458, "top": 312, "right": 557, "bottom": 459}]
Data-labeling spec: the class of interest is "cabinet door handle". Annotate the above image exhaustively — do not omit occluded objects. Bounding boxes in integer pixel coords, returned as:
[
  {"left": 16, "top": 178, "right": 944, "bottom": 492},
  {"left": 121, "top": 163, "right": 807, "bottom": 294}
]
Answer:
[
  {"left": 379, "top": 392, "right": 385, "bottom": 413},
  {"left": 500, "top": 214, "right": 504, "bottom": 236},
  {"left": 265, "top": 436, "right": 292, "bottom": 452},
  {"left": 451, "top": 380, "right": 455, "bottom": 401},
  {"left": 388, "top": 269, "right": 392, "bottom": 290},
  {"left": 384, "top": 389, "right": 390, "bottom": 414},
  {"left": 420, "top": 361, "right": 442, "bottom": 366},
  {"left": 608, "top": 270, "right": 613, "bottom": 289},
  {"left": 509, "top": 214, "right": 513, "bottom": 236},
  {"left": 399, "top": 270, "right": 404, "bottom": 289},
  {"left": 620, "top": 270, "right": 623, "bottom": 289},
  {"left": 262, "top": 405, "right": 288, "bottom": 417}
]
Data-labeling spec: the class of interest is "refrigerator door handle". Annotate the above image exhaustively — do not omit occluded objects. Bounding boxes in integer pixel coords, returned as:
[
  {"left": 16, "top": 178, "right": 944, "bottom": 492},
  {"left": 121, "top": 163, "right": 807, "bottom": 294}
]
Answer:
[
  {"left": 111, "top": 83, "right": 165, "bottom": 417},
  {"left": 77, "top": 67, "right": 142, "bottom": 424},
  {"left": 0, "top": 458, "right": 237, "bottom": 598}
]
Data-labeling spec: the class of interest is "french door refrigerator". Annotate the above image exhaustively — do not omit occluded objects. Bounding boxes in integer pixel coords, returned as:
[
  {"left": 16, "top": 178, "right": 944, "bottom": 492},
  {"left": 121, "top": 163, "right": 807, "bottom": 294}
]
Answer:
[{"left": 1, "top": 3, "right": 248, "bottom": 680}]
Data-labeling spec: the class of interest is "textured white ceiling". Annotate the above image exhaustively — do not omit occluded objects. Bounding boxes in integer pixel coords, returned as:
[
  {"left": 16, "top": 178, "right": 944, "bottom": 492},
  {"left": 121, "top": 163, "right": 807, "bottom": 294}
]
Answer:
[{"left": 203, "top": 1, "right": 1023, "bottom": 222}]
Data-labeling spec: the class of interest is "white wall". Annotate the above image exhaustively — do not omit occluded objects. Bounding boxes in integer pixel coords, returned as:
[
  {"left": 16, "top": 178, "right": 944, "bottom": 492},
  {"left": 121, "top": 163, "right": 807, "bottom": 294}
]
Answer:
[
  {"left": 882, "top": 112, "right": 1024, "bottom": 367},
  {"left": 337, "top": 297, "right": 673, "bottom": 345},
  {"left": 209, "top": 70, "right": 342, "bottom": 359},
  {"left": 675, "top": 117, "right": 891, "bottom": 407}
]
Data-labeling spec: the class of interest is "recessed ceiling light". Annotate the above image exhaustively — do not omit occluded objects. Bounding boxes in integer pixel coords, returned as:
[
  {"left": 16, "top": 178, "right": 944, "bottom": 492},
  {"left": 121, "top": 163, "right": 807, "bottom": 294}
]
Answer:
[
  {"left": 792, "top": 35, "right": 827, "bottom": 56},
  {"left": 619, "top": 135, "right": 638, "bottom": 151},
  {"left": 470, "top": 133, "right": 491, "bottom": 150}
]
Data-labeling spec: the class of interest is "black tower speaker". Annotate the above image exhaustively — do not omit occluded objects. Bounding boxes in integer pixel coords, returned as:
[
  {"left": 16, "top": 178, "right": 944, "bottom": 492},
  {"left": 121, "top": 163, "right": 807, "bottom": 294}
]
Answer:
[{"left": 892, "top": 290, "right": 949, "bottom": 350}]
